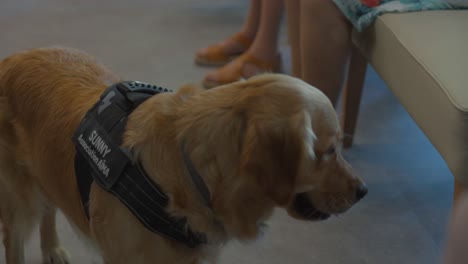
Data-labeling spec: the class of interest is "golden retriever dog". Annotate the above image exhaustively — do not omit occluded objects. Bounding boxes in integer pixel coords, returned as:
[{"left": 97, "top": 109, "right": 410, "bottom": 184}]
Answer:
[{"left": 0, "top": 47, "right": 367, "bottom": 264}]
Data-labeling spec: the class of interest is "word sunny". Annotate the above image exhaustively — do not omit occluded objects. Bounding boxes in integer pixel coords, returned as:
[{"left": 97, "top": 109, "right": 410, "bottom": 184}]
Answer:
[{"left": 77, "top": 130, "right": 111, "bottom": 177}]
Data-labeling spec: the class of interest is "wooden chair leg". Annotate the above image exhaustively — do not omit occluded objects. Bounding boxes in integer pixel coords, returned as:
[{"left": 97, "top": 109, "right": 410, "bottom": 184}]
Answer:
[
  {"left": 454, "top": 178, "right": 467, "bottom": 207},
  {"left": 342, "top": 45, "right": 368, "bottom": 148}
]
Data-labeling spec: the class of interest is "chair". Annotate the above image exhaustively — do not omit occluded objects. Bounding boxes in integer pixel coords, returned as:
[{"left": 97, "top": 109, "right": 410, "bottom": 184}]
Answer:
[{"left": 342, "top": 10, "right": 468, "bottom": 202}]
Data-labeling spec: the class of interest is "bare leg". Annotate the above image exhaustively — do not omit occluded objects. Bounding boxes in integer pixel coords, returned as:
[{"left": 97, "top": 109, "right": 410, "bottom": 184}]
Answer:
[
  {"left": 298, "top": 0, "right": 352, "bottom": 106},
  {"left": 285, "top": 0, "right": 301, "bottom": 77},
  {"left": 241, "top": 0, "right": 262, "bottom": 39},
  {"left": 246, "top": 0, "right": 283, "bottom": 63},
  {"left": 40, "top": 208, "right": 70, "bottom": 264},
  {"left": 196, "top": 0, "right": 260, "bottom": 64},
  {"left": 204, "top": 0, "right": 284, "bottom": 86}
]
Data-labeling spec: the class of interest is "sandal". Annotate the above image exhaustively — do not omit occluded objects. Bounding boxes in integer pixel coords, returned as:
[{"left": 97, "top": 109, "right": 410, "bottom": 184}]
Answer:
[
  {"left": 202, "top": 52, "right": 282, "bottom": 89},
  {"left": 195, "top": 32, "right": 253, "bottom": 67}
]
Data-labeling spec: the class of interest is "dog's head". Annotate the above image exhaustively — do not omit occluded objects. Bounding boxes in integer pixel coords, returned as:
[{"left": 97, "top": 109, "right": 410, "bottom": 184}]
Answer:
[
  {"left": 135, "top": 74, "right": 367, "bottom": 239},
  {"left": 232, "top": 74, "right": 367, "bottom": 222}
]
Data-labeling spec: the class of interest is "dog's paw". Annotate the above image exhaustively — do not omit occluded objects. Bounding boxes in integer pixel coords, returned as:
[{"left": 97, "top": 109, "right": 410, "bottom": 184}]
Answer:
[{"left": 43, "top": 247, "right": 71, "bottom": 264}]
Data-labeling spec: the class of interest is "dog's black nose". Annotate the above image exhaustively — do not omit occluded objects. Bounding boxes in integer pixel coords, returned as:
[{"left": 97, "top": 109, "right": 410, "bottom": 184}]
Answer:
[{"left": 356, "top": 185, "right": 368, "bottom": 200}]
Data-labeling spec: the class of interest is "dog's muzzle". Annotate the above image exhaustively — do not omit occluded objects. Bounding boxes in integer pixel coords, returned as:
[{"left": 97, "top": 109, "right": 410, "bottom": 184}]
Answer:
[{"left": 292, "top": 193, "right": 330, "bottom": 221}]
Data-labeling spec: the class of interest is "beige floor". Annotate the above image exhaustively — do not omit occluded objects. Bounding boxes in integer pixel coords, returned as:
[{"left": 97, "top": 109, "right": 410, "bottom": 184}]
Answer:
[{"left": 0, "top": 0, "right": 453, "bottom": 263}]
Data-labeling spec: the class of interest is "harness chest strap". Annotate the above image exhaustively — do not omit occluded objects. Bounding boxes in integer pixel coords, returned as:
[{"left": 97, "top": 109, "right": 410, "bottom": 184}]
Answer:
[{"left": 72, "top": 81, "right": 207, "bottom": 248}]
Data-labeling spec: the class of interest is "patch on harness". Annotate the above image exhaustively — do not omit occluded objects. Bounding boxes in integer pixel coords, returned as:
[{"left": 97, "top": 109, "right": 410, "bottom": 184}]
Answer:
[{"left": 73, "top": 114, "right": 129, "bottom": 189}]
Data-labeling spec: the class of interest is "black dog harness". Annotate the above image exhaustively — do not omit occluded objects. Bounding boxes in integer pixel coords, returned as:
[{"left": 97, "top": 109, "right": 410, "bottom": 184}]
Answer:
[{"left": 72, "top": 81, "right": 208, "bottom": 248}]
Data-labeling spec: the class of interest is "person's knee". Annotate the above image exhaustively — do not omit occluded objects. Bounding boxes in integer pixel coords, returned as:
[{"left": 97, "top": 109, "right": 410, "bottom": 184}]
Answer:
[
  {"left": 299, "top": 0, "right": 350, "bottom": 42},
  {"left": 300, "top": 0, "right": 347, "bottom": 25}
]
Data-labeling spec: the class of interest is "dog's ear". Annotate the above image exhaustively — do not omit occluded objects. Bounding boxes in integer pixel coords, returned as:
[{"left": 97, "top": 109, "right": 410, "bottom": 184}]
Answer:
[{"left": 241, "top": 112, "right": 306, "bottom": 206}]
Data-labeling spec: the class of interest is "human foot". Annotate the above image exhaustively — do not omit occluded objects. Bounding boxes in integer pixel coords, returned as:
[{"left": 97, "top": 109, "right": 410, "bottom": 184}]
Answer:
[
  {"left": 202, "top": 52, "right": 282, "bottom": 88},
  {"left": 195, "top": 32, "right": 253, "bottom": 67}
]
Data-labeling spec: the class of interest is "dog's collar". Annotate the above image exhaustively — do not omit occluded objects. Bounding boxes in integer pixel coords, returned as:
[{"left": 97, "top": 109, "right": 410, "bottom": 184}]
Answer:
[
  {"left": 72, "top": 81, "right": 211, "bottom": 248},
  {"left": 181, "top": 143, "right": 212, "bottom": 208}
]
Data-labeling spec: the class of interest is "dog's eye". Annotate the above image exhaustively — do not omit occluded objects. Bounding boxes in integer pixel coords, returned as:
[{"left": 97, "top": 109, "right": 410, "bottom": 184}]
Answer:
[{"left": 324, "top": 146, "right": 336, "bottom": 155}]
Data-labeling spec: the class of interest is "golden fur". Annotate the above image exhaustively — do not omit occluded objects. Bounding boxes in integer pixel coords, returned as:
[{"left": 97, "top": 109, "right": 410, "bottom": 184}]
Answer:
[{"left": 0, "top": 48, "right": 366, "bottom": 264}]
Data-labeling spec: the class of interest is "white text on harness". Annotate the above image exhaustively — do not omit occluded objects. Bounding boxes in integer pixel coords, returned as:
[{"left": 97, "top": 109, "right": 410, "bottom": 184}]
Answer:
[{"left": 89, "top": 130, "right": 112, "bottom": 158}]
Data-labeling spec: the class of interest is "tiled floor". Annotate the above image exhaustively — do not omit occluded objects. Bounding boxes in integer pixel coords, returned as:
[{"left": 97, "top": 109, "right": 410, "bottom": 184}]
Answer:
[{"left": 0, "top": 0, "right": 453, "bottom": 263}]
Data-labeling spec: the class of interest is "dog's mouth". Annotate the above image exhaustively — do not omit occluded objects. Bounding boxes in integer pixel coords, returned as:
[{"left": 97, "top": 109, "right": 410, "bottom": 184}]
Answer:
[{"left": 292, "top": 193, "right": 330, "bottom": 221}]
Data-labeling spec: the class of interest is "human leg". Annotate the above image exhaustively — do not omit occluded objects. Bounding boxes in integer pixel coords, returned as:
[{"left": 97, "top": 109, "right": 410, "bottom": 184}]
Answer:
[
  {"left": 202, "top": 0, "right": 284, "bottom": 88},
  {"left": 195, "top": 0, "right": 260, "bottom": 66},
  {"left": 285, "top": 0, "right": 301, "bottom": 77},
  {"left": 297, "top": 0, "right": 352, "bottom": 106}
]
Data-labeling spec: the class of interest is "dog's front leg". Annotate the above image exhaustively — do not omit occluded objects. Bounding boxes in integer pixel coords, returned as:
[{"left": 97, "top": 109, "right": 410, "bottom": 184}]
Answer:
[
  {"left": 39, "top": 208, "right": 70, "bottom": 264},
  {"left": 3, "top": 227, "right": 25, "bottom": 264}
]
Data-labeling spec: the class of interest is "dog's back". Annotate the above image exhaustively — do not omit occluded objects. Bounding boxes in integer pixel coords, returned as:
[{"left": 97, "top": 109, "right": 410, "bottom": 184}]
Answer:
[{"left": 0, "top": 47, "right": 119, "bottom": 263}]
